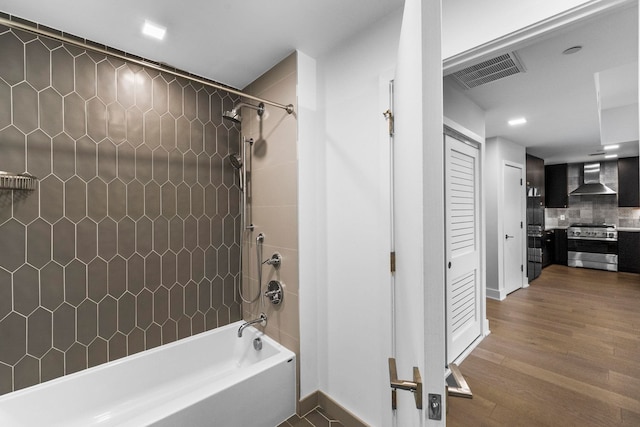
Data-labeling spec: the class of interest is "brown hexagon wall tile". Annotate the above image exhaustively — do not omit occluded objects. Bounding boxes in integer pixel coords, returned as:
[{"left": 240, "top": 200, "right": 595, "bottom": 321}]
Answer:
[
  {"left": 14, "top": 355, "right": 39, "bottom": 391},
  {"left": 65, "top": 342, "right": 87, "bottom": 375},
  {"left": 39, "top": 88, "right": 63, "bottom": 138},
  {"left": 0, "top": 220, "right": 26, "bottom": 272},
  {"left": 13, "top": 82, "right": 39, "bottom": 134},
  {"left": 26, "top": 130, "right": 52, "bottom": 178},
  {"left": 40, "top": 348, "right": 64, "bottom": 383},
  {"left": 51, "top": 47, "right": 74, "bottom": 96},
  {"left": 76, "top": 299, "right": 98, "bottom": 345},
  {"left": 25, "top": 40, "right": 50, "bottom": 90},
  {"left": 0, "top": 80, "right": 11, "bottom": 129},
  {"left": 0, "top": 313, "right": 27, "bottom": 365},
  {"left": 14, "top": 264, "right": 40, "bottom": 315},
  {"left": 0, "top": 22, "right": 241, "bottom": 396},
  {"left": 0, "top": 32, "right": 25, "bottom": 85}
]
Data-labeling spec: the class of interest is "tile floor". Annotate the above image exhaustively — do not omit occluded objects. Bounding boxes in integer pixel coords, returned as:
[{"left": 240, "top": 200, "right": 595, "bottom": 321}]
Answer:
[{"left": 279, "top": 407, "right": 345, "bottom": 427}]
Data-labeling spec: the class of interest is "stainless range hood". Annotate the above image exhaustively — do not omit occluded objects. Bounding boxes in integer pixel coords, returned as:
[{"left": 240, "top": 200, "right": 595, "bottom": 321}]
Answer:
[{"left": 569, "top": 162, "right": 616, "bottom": 196}]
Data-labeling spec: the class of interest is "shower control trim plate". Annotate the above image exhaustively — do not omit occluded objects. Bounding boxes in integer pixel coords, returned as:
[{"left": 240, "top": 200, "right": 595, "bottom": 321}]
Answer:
[{"left": 265, "top": 280, "right": 284, "bottom": 305}]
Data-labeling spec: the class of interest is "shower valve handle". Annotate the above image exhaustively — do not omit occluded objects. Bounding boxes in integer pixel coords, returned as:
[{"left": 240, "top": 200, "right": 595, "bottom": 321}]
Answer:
[{"left": 263, "top": 253, "right": 282, "bottom": 268}]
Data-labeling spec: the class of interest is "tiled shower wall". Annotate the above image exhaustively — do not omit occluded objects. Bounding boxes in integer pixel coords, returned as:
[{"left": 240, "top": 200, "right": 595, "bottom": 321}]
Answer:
[
  {"left": 0, "top": 19, "right": 242, "bottom": 394},
  {"left": 241, "top": 53, "right": 300, "bottom": 375}
]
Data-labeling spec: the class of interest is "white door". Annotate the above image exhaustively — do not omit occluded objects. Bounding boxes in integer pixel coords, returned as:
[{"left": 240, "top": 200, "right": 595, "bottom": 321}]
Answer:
[
  {"left": 445, "top": 133, "right": 481, "bottom": 364},
  {"left": 503, "top": 163, "right": 524, "bottom": 295}
]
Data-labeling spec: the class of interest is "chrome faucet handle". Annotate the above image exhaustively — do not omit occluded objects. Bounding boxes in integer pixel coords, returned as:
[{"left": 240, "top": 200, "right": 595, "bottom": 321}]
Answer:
[{"left": 263, "top": 253, "right": 282, "bottom": 268}]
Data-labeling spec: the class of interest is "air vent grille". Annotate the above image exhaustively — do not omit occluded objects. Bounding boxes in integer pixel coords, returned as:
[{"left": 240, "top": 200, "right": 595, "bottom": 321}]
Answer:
[{"left": 451, "top": 52, "right": 525, "bottom": 89}]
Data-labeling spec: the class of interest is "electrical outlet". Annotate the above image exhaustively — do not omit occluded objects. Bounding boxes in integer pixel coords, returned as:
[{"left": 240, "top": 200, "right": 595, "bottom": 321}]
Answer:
[{"left": 560, "top": 214, "right": 566, "bottom": 220}]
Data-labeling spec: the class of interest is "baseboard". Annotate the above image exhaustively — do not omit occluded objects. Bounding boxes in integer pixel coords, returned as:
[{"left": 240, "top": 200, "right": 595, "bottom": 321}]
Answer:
[
  {"left": 317, "top": 391, "right": 369, "bottom": 427},
  {"left": 298, "top": 390, "right": 369, "bottom": 427},
  {"left": 298, "top": 391, "right": 319, "bottom": 417},
  {"left": 297, "top": 390, "right": 367, "bottom": 427},
  {"left": 486, "top": 288, "right": 505, "bottom": 300}
]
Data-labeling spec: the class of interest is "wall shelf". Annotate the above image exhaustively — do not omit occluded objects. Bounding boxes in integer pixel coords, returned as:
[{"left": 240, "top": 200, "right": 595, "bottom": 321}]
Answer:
[{"left": 0, "top": 172, "right": 38, "bottom": 191}]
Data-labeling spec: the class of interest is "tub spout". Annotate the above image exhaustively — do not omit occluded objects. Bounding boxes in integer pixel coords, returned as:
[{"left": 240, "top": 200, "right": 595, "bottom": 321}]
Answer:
[{"left": 237, "top": 313, "right": 267, "bottom": 337}]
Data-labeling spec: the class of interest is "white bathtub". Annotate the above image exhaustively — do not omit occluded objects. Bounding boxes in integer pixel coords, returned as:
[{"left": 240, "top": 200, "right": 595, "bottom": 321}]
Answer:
[{"left": 0, "top": 321, "right": 296, "bottom": 427}]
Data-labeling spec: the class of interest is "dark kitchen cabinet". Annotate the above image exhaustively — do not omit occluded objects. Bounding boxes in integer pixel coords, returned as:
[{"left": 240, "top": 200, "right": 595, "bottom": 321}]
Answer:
[
  {"left": 526, "top": 154, "right": 545, "bottom": 204},
  {"left": 618, "top": 231, "right": 640, "bottom": 274},
  {"left": 554, "top": 228, "right": 568, "bottom": 266},
  {"left": 545, "top": 164, "right": 568, "bottom": 208},
  {"left": 542, "top": 230, "right": 554, "bottom": 268},
  {"left": 618, "top": 157, "right": 639, "bottom": 207}
]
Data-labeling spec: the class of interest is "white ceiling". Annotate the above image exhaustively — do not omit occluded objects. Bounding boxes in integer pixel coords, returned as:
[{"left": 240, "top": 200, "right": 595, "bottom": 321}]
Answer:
[
  {"left": 0, "top": 0, "right": 403, "bottom": 89},
  {"left": 445, "top": 4, "right": 639, "bottom": 164}
]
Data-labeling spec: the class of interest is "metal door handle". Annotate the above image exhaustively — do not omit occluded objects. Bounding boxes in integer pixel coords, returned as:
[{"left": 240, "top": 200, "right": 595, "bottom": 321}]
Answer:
[
  {"left": 388, "top": 358, "right": 422, "bottom": 410},
  {"left": 505, "top": 234, "right": 514, "bottom": 239}
]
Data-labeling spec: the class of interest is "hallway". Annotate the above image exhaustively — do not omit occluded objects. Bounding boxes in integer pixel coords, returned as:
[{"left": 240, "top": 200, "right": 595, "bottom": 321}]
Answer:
[{"left": 448, "top": 265, "right": 640, "bottom": 426}]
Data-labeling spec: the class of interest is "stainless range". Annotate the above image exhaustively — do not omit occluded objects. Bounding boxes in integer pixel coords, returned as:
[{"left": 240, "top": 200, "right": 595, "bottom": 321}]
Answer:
[{"left": 567, "top": 223, "right": 618, "bottom": 271}]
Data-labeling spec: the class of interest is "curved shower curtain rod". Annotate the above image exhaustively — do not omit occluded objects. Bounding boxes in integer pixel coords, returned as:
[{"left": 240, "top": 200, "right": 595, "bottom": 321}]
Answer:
[{"left": 0, "top": 16, "right": 295, "bottom": 115}]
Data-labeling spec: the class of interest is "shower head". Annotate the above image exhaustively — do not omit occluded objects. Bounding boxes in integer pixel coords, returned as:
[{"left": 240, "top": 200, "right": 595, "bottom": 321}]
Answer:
[
  {"left": 228, "top": 153, "right": 244, "bottom": 191},
  {"left": 223, "top": 109, "right": 242, "bottom": 123},
  {"left": 228, "top": 153, "right": 242, "bottom": 169},
  {"left": 222, "top": 102, "right": 265, "bottom": 124}
]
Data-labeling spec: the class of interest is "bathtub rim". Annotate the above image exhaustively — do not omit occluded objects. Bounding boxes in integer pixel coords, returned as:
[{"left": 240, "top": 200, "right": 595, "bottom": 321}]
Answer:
[{"left": 0, "top": 320, "right": 294, "bottom": 402}]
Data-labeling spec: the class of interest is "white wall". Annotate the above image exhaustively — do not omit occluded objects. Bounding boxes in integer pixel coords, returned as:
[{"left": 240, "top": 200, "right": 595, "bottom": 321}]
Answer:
[
  {"left": 442, "top": 0, "right": 593, "bottom": 58},
  {"left": 322, "top": 12, "right": 401, "bottom": 424},
  {"left": 298, "top": 9, "right": 403, "bottom": 425},
  {"left": 443, "top": 81, "right": 486, "bottom": 139},
  {"left": 485, "top": 137, "right": 526, "bottom": 299}
]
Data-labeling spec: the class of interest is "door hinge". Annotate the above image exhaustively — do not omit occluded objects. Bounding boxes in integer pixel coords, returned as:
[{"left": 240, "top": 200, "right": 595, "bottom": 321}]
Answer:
[
  {"left": 520, "top": 178, "right": 523, "bottom": 185},
  {"left": 390, "top": 252, "right": 396, "bottom": 273},
  {"left": 521, "top": 264, "right": 524, "bottom": 272},
  {"left": 521, "top": 221, "right": 523, "bottom": 228},
  {"left": 383, "top": 109, "right": 394, "bottom": 137}
]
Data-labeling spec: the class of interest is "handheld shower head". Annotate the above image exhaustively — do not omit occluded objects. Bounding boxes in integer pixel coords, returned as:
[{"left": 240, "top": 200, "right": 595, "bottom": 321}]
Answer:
[
  {"left": 228, "top": 153, "right": 243, "bottom": 170},
  {"left": 228, "top": 153, "right": 244, "bottom": 191},
  {"left": 222, "top": 102, "right": 264, "bottom": 124}
]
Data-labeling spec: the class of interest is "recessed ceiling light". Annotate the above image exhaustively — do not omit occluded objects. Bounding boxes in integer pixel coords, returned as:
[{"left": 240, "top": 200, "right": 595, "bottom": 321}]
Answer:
[
  {"left": 604, "top": 154, "right": 618, "bottom": 159},
  {"left": 562, "top": 46, "right": 582, "bottom": 55},
  {"left": 603, "top": 144, "right": 619, "bottom": 150},
  {"left": 508, "top": 117, "right": 527, "bottom": 126},
  {"left": 142, "top": 20, "right": 166, "bottom": 40}
]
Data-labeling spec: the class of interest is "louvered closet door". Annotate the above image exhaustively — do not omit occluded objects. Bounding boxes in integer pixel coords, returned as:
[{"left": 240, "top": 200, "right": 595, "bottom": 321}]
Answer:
[{"left": 445, "top": 133, "right": 481, "bottom": 364}]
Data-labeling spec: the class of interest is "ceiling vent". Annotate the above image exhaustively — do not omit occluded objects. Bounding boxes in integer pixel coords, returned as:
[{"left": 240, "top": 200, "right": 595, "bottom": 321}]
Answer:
[{"left": 451, "top": 52, "right": 526, "bottom": 89}]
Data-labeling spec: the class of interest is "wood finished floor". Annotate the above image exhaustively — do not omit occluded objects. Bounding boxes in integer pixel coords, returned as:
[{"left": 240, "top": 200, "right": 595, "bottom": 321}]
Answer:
[{"left": 448, "top": 265, "right": 640, "bottom": 427}]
